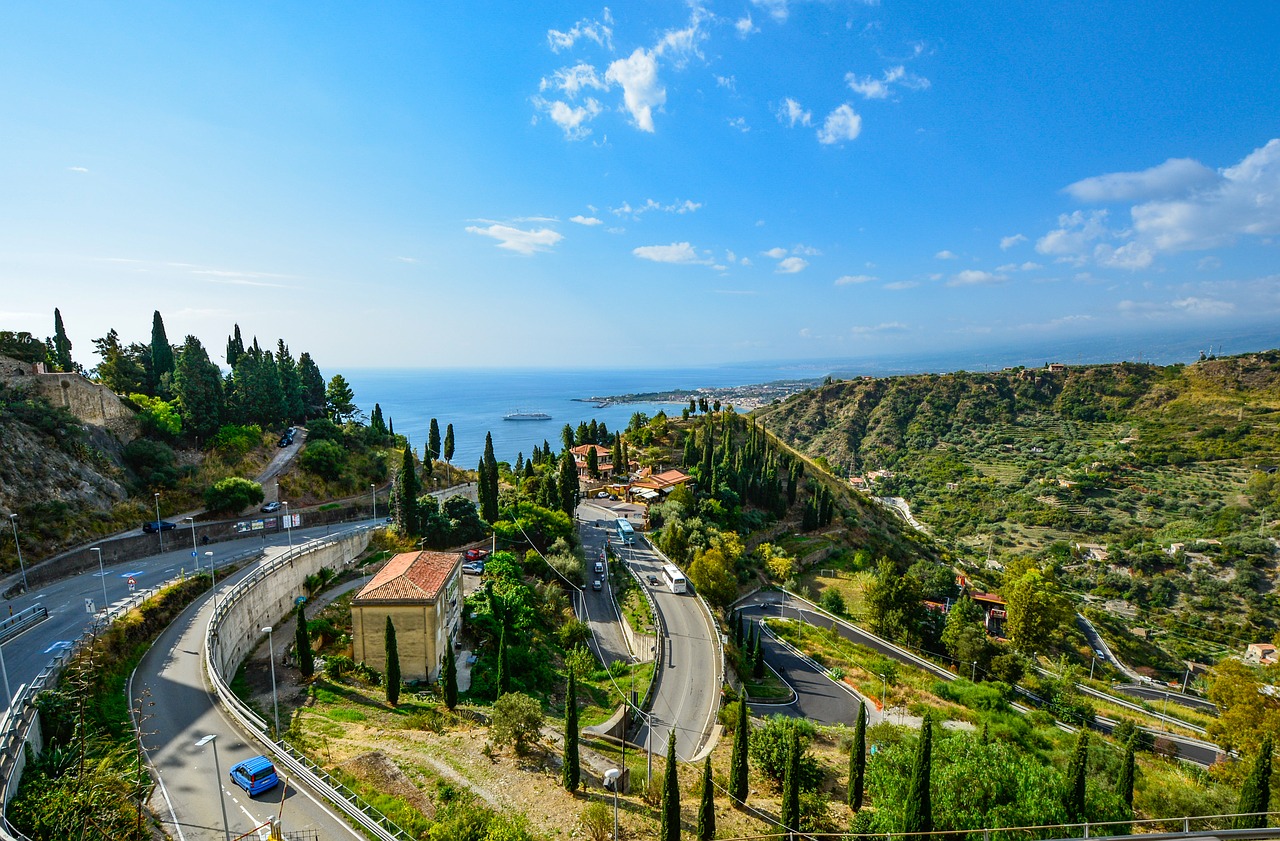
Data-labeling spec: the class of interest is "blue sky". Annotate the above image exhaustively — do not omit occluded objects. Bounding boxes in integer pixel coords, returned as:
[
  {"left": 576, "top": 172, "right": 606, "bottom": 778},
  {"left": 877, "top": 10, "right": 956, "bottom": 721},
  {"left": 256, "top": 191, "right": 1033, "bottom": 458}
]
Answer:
[{"left": 2, "top": 1, "right": 1278, "bottom": 370}]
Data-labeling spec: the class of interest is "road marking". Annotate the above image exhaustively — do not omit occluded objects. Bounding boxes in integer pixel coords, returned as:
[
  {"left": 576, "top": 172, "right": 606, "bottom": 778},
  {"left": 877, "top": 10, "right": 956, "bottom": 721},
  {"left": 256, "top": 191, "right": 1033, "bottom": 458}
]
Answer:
[
  {"left": 120, "top": 570, "right": 144, "bottom": 578},
  {"left": 44, "top": 640, "right": 72, "bottom": 653}
]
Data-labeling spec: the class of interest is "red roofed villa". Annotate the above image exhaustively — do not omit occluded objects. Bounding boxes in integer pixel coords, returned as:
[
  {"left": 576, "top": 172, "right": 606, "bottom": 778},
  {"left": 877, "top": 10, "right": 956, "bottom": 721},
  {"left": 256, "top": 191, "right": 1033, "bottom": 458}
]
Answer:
[{"left": 350, "top": 550, "right": 462, "bottom": 682}]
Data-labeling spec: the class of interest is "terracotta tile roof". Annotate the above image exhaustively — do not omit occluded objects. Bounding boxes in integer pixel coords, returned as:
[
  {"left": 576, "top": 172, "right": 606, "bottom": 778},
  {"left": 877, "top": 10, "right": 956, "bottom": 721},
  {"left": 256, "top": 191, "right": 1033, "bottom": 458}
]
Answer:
[
  {"left": 632, "top": 469, "right": 692, "bottom": 490},
  {"left": 355, "top": 551, "right": 459, "bottom": 603}
]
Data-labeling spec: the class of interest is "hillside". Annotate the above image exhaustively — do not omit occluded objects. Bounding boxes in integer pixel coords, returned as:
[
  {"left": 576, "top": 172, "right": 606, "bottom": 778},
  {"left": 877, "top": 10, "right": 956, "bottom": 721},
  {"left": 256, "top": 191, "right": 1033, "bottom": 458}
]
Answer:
[{"left": 755, "top": 351, "right": 1280, "bottom": 669}]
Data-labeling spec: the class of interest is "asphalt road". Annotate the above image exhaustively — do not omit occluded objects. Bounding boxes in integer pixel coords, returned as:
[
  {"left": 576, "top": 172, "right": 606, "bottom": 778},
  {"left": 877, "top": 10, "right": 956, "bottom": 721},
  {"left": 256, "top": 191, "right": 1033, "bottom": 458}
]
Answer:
[
  {"left": 1115, "top": 683, "right": 1218, "bottom": 714},
  {"left": 133, "top": 541, "right": 361, "bottom": 841},
  {"left": 576, "top": 505, "right": 633, "bottom": 667}
]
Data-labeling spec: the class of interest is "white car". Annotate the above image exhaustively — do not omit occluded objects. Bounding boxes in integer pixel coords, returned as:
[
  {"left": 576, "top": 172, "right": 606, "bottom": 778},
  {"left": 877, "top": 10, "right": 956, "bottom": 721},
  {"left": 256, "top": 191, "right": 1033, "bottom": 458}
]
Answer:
[
  {"left": 592, "top": 579, "right": 603, "bottom": 591},
  {"left": 594, "top": 561, "right": 604, "bottom": 574}
]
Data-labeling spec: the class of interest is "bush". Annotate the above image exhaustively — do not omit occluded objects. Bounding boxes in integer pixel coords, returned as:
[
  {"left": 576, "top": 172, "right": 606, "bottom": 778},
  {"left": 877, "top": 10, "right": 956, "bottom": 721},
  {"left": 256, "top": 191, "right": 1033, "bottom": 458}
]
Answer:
[
  {"left": 750, "top": 715, "right": 823, "bottom": 789},
  {"left": 203, "top": 476, "right": 264, "bottom": 513},
  {"left": 305, "top": 418, "right": 345, "bottom": 443},
  {"left": 490, "top": 692, "right": 544, "bottom": 754},
  {"left": 819, "top": 588, "right": 847, "bottom": 616},
  {"left": 123, "top": 437, "right": 179, "bottom": 489},
  {"left": 580, "top": 802, "right": 612, "bottom": 841},
  {"left": 299, "top": 439, "right": 347, "bottom": 480},
  {"left": 209, "top": 423, "right": 263, "bottom": 458}
]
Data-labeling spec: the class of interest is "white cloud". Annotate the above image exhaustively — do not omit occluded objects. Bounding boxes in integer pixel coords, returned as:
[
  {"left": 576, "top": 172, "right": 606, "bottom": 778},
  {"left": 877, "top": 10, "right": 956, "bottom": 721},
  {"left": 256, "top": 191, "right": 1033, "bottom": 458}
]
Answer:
[
  {"left": 1035, "top": 210, "right": 1111, "bottom": 259},
  {"left": 1000, "top": 233, "right": 1027, "bottom": 250},
  {"left": 934, "top": 250, "right": 958, "bottom": 260},
  {"left": 736, "top": 14, "right": 757, "bottom": 36},
  {"left": 632, "top": 242, "right": 713, "bottom": 265},
  {"left": 1171, "top": 296, "right": 1235, "bottom": 316},
  {"left": 763, "top": 247, "right": 788, "bottom": 259},
  {"left": 570, "top": 215, "right": 602, "bottom": 226},
  {"left": 610, "top": 198, "right": 701, "bottom": 218},
  {"left": 996, "top": 261, "right": 1042, "bottom": 272},
  {"left": 67, "top": 166, "right": 89, "bottom": 173},
  {"left": 1094, "top": 241, "right": 1154, "bottom": 270},
  {"left": 466, "top": 223, "right": 564, "bottom": 255},
  {"left": 776, "top": 256, "right": 808, "bottom": 273},
  {"left": 846, "top": 65, "right": 930, "bottom": 100},
  {"left": 778, "top": 97, "right": 812, "bottom": 128},
  {"left": 948, "top": 270, "right": 1008, "bottom": 286},
  {"left": 835, "top": 274, "right": 877, "bottom": 285},
  {"left": 884, "top": 280, "right": 919, "bottom": 290},
  {"left": 817, "top": 104, "right": 861, "bottom": 145},
  {"left": 793, "top": 244, "right": 821, "bottom": 256},
  {"left": 548, "top": 12, "right": 614, "bottom": 53},
  {"left": 395, "top": 256, "right": 418, "bottom": 263},
  {"left": 540, "top": 63, "right": 608, "bottom": 97},
  {"left": 1065, "top": 157, "right": 1218, "bottom": 203},
  {"left": 533, "top": 96, "right": 603, "bottom": 140},
  {"left": 851, "top": 322, "right": 909, "bottom": 335},
  {"left": 605, "top": 48, "right": 665, "bottom": 132},
  {"left": 728, "top": 116, "right": 749, "bottom": 133},
  {"left": 751, "top": 0, "right": 791, "bottom": 22},
  {"left": 716, "top": 75, "right": 736, "bottom": 90},
  {"left": 1197, "top": 256, "right": 1221, "bottom": 271}
]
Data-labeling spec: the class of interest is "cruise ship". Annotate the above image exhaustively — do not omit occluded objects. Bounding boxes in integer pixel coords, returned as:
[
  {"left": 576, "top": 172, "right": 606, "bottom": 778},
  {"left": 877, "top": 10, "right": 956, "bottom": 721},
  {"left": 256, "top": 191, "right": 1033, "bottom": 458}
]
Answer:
[{"left": 503, "top": 409, "right": 552, "bottom": 421}]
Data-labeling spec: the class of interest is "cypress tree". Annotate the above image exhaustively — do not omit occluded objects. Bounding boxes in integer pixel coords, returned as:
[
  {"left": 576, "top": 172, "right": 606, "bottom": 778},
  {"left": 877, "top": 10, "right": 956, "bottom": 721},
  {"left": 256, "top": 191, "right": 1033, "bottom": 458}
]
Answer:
[
  {"left": 586, "top": 447, "right": 599, "bottom": 479},
  {"left": 562, "top": 667, "right": 580, "bottom": 792},
  {"left": 370, "top": 403, "right": 388, "bottom": 436},
  {"left": 481, "top": 433, "right": 500, "bottom": 523},
  {"left": 428, "top": 418, "right": 441, "bottom": 460},
  {"left": 734, "top": 610, "right": 744, "bottom": 649},
  {"left": 752, "top": 624, "right": 765, "bottom": 679},
  {"left": 902, "top": 713, "right": 933, "bottom": 835},
  {"left": 173, "top": 334, "right": 223, "bottom": 441},
  {"left": 1117, "top": 737, "right": 1135, "bottom": 808},
  {"left": 443, "top": 423, "right": 455, "bottom": 483},
  {"left": 275, "top": 340, "right": 304, "bottom": 424},
  {"left": 558, "top": 450, "right": 579, "bottom": 517},
  {"left": 1063, "top": 729, "right": 1089, "bottom": 823},
  {"left": 385, "top": 616, "right": 401, "bottom": 706},
  {"left": 443, "top": 644, "right": 458, "bottom": 710},
  {"left": 849, "top": 700, "right": 866, "bottom": 811},
  {"left": 660, "top": 731, "right": 680, "bottom": 841},
  {"left": 697, "top": 755, "right": 715, "bottom": 841},
  {"left": 1235, "top": 734, "right": 1273, "bottom": 829},
  {"left": 149, "top": 310, "right": 174, "bottom": 394},
  {"left": 226, "top": 324, "right": 244, "bottom": 367},
  {"left": 297, "top": 352, "right": 326, "bottom": 419},
  {"left": 295, "top": 602, "right": 314, "bottom": 678},
  {"left": 397, "top": 445, "right": 420, "bottom": 535},
  {"left": 781, "top": 728, "right": 801, "bottom": 839},
  {"left": 729, "top": 695, "right": 749, "bottom": 803},
  {"left": 51, "top": 308, "right": 74, "bottom": 371},
  {"left": 496, "top": 623, "right": 510, "bottom": 696}
]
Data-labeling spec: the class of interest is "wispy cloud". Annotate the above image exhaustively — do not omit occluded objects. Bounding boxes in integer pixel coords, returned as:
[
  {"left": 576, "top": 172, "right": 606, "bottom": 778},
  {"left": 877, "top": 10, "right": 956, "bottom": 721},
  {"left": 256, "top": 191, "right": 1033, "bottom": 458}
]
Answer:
[
  {"left": 728, "top": 116, "right": 749, "bottom": 133},
  {"left": 835, "top": 274, "right": 877, "bottom": 285},
  {"left": 570, "top": 215, "right": 602, "bottom": 226},
  {"left": 935, "top": 249, "right": 958, "bottom": 260},
  {"left": 817, "top": 104, "right": 861, "bottom": 145},
  {"left": 1000, "top": 233, "right": 1027, "bottom": 250},
  {"left": 884, "top": 280, "right": 918, "bottom": 290},
  {"left": 776, "top": 256, "right": 808, "bottom": 273},
  {"left": 466, "top": 223, "right": 564, "bottom": 255},
  {"left": 547, "top": 11, "right": 614, "bottom": 53},
  {"left": 845, "top": 65, "right": 930, "bottom": 100},
  {"left": 610, "top": 198, "right": 701, "bottom": 218},
  {"left": 67, "top": 166, "right": 89, "bottom": 173},
  {"left": 532, "top": 96, "right": 603, "bottom": 140},
  {"left": 851, "top": 321, "right": 909, "bottom": 335},
  {"left": 633, "top": 242, "right": 713, "bottom": 265},
  {"left": 948, "top": 269, "right": 1008, "bottom": 286},
  {"left": 777, "top": 97, "right": 811, "bottom": 128},
  {"left": 735, "top": 14, "right": 757, "bottom": 36},
  {"left": 1065, "top": 157, "right": 1218, "bottom": 203}
]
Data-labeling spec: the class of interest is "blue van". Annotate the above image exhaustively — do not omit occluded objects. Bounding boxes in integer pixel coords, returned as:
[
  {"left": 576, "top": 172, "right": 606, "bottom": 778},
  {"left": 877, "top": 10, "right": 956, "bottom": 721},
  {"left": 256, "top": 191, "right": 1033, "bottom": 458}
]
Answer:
[{"left": 229, "top": 755, "right": 280, "bottom": 796}]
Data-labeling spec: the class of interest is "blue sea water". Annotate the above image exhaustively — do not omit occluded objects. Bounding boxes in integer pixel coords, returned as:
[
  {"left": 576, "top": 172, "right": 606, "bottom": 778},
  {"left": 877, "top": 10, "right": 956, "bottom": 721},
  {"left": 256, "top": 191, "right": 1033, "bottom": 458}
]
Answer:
[{"left": 343, "top": 363, "right": 828, "bottom": 467}]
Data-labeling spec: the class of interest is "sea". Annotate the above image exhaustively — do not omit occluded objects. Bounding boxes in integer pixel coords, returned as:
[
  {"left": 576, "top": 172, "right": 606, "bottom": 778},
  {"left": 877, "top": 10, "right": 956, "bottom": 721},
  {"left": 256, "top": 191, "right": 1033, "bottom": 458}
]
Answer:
[{"left": 343, "top": 363, "right": 829, "bottom": 468}]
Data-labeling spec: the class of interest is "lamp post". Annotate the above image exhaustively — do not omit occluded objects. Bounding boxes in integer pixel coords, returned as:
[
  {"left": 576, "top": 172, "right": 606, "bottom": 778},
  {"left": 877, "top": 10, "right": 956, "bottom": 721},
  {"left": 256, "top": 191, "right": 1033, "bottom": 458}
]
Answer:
[
  {"left": 282, "top": 502, "right": 293, "bottom": 550},
  {"left": 604, "top": 768, "right": 621, "bottom": 840},
  {"left": 0, "top": 639, "right": 12, "bottom": 708},
  {"left": 878, "top": 673, "right": 888, "bottom": 720},
  {"left": 1089, "top": 654, "right": 1096, "bottom": 682},
  {"left": 205, "top": 551, "right": 217, "bottom": 610},
  {"left": 154, "top": 493, "right": 163, "bottom": 550},
  {"left": 8, "top": 515, "right": 27, "bottom": 592},
  {"left": 195, "top": 734, "right": 231, "bottom": 841},
  {"left": 263, "top": 626, "right": 280, "bottom": 737},
  {"left": 971, "top": 661, "right": 978, "bottom": 682},
  {"left": 371, "top": 483, "right": 376, "bottom": 523},
  {"left": 91, "top": 547, "right": 108, "bottom": 612},
  {"left": 185, "top": 517, "right": 199, "bottom": 572}
]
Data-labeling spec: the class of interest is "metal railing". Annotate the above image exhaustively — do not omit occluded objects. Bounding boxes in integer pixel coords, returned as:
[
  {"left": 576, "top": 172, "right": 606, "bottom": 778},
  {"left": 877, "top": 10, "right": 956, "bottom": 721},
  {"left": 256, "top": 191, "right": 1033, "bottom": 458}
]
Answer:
[
  {"left": 0, "top": 607, "right": 47, "bottom": 644},
  {"left": 203, "top": 526, "right": 415, "bottom": 841}
]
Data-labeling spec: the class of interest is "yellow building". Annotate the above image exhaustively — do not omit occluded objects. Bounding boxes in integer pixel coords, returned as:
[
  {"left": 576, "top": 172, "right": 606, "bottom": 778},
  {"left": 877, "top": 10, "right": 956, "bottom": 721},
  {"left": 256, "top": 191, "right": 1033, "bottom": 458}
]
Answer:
[{"left": 350, "top": 550, "right": 462, "bottom": 682}]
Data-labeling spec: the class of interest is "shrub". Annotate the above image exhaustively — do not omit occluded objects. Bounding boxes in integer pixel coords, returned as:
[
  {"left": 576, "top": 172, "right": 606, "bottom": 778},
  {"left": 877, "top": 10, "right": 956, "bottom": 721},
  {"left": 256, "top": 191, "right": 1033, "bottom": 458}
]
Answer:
[
  {"left": 489, "top": 692, "right": 544, "bottom": 754},
  {"left": 299, "top": 439, "right": 347, "bottom": 480},
  {"left": 750, "top": 715, "right": 823, "bottom": 789},
  {"left": 203, "top": 476, "right": 264, "bottom": 513},
  {"left": 580, "top": 802, "right": 612, "bottom": 841},
  {"left": 209, "top": 423, "right": 263, "bottom": 458}
]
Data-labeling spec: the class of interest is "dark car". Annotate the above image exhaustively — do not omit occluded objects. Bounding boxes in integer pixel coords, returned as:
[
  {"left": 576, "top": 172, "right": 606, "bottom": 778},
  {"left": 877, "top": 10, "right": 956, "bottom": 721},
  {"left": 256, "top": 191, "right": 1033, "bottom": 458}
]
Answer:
[
  {"left": 142, "top": 520, "right": 176, "bottom": 534},
  {"left": 278, "top": 435, "right": 292, "bottom": 448},
  {"left": 261, "top": 501, "right": 281, "bottom": 513},
  {"left": 647, "top": 574, "right": 660, "bottom": 586}
]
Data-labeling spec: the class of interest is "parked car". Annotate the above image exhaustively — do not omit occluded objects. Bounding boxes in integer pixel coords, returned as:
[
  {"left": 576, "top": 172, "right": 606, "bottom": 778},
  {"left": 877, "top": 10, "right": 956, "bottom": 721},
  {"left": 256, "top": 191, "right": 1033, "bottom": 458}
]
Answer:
[
  {"left": 142, "top": 520, "right": 176, "bottom": 534},
  {"left": 463, "top": 548, "right": 488, "bottom": 562},
  {"left": 594, "top": 561, "right": 604, "bottom": 574},
  {"left": 261, "top": 501, "right": 281, "bottom": 513},
  {"left": 592, "top": 579, "right": 603, "bottom": 591},
  {"left": 462, "top": 562, "right": 485, "bottom": 575},
  {"left": 229, "top": 755, "right": 280, "bottom": 796},
  {"left": 278, "top": 435, "right": 293, "bottom": 447},
  {"left": 595, "top": 491, "right": 610, "bottom": 498}
]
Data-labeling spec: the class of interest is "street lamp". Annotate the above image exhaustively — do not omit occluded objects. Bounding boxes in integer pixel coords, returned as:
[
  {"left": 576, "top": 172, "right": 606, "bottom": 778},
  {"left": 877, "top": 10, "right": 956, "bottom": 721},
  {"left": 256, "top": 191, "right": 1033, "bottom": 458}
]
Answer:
[
  {"left": 0, "top": 639, "right": 12, "bottom": 708},
  {"left": 370, "top": 483, "right": 376, "bottom": 523},
  {"left": 205, "top": 551, "right": 217, "bottom": 610},
  {"left": 878, "top": 673, "right": 888, "bottom": 720},
  {"left": 604, "top": 768, "right": 621, "bottom": 840},
  {"left": 195, "top": 734, "right": 231, "bottom": 841},
  {"left": 8, "top": 515, "right": 27, "bottom": 592},
  {"left": 185, "top": 517, "right": 199, "bottom": 572},
  {"left": 263, "top": 626, "right": 280, "bottom": 736},
  {"left": 91, "top": 547, "right": 108, "bottom": 612},
  {"left": 282, "top": 502, "right": 293, "bottom": 550},
  {"left": 154, "top": 493, "right": 163, "bottom": 550}
]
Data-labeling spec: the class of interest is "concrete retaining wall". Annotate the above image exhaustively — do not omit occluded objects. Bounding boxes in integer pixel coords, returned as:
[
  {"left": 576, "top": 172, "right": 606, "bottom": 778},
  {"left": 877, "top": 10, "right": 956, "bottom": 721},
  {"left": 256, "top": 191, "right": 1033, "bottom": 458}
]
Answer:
[{"left": 211, "top": 530, "right": 370, "bottom": 679}]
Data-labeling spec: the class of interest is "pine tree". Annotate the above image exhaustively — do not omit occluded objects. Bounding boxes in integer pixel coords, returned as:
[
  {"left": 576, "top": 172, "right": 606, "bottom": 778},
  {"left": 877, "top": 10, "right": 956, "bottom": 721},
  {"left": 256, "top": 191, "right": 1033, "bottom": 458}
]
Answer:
[
  {"left": 562, "top": 667, "right": 580, "bottom": 792},
  {"left": 781, "top": 728, "right": 801, "bottom": 839},
  {"left": 849, "top": 700, "right": 866, "bottom": 811},
  {"left": 149, "top": 310, "right": 174, "bottom": 395},
  {"left": 297, "top": 352, "right": 326, "bottom": 419},
  {"left": 275, "top": 340, "right": 304, "bottom": 424},
  {"left": 1063, "top": 729, "right": 1089, "bottom": 823},
  {"left": 443, "top": 423, "right": 455, "bottom": 484},
  {"left": 295, "top": 602, "right": 314, "bottom": 678},
  {"left": 697, "top": 755, "right": 715, "bottom": 841},
  {"left": 902, "top": 713, "right": 933, "bottom": 835},
  {"left": 661, "top": 731, "right": 680, "bottom": 841},
  {"left": 729, "top": 694, "right": 749, "bottom": 803},
  {"left": 226, "top": 324, "right": 245, "bottom": 367},
  {"left": 496, "top": 623, "right": 510, "bottom": 696},
  {"left": 173, "top": 335, "right": 223, "bottom": 441},
  {"left": 326, "top": 374, "right": 357, "bottom": 422},
  {"left": 428, "top": 418, "right": 441, "bottom": 460},
  {"left": 385, "top": 616, "right": 401, "bottom": 706},
  {"left": 51, "top": 308, "right": 74, "bottom": 372},
  {"left": 443, "top": 644, "right": 458, "bottom": 710},
  {"left": 1235, "top": 734, "right": 1273, "bottom": 829}
]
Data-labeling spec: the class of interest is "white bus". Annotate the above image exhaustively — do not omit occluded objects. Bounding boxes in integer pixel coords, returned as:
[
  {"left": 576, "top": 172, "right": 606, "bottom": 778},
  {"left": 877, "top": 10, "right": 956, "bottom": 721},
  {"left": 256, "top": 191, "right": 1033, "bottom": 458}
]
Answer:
[
  {"left": 615, "top": 518, "right": 634, "bottom": 545},
  {"left": 661, "top": 563, "right": 687, "bottom": 594}
]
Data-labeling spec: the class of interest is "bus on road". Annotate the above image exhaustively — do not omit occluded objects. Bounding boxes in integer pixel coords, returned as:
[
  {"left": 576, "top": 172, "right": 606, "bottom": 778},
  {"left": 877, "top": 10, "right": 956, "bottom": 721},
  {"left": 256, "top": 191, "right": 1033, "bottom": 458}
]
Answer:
[
  {"left": 616, "top": 518, "right": 634, "bottom": 545},
  {"left": 661, "top": 563, "right": 687, "bottom": 594}
]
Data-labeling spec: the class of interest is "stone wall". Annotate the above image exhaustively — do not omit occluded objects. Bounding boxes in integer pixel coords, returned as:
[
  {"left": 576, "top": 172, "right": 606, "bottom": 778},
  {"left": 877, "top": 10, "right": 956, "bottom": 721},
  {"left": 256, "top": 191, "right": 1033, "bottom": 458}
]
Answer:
[{"left": 0, "top": 354, "right": 137, "bottom": 439}]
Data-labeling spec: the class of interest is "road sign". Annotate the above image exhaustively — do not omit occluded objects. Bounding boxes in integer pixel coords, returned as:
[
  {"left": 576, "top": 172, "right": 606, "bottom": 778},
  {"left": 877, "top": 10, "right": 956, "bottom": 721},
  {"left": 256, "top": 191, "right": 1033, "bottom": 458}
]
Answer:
[
  {"left": 84, "top": 599, "right": 95, "bottom": 614},
  {"left": 128, "top": 577, "right": 136, "bottom": 592}
]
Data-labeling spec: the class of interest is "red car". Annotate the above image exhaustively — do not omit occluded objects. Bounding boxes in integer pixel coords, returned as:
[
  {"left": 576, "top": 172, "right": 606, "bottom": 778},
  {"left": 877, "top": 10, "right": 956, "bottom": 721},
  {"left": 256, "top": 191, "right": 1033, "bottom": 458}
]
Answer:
[{"left": 464, "top": 548, "right": 489, "bottom": 561}]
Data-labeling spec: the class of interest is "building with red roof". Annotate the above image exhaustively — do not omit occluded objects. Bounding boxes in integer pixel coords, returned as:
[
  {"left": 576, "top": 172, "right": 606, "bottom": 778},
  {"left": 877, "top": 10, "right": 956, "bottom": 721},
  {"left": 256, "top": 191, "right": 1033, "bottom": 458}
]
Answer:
[{"left": 350, "top": 550, "right": 462, "bottom": 681}]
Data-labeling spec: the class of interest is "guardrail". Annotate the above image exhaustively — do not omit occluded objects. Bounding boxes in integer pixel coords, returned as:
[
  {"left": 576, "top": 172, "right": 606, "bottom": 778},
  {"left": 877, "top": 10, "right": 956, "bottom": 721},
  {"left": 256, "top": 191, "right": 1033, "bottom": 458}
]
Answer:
[
  {"left": 0, "top": 546, "right": 264, "bottom": 841},
  {"left": 0, "top": 607, "right": 48, "bottom": 644},
  {"left": 203, "top": 526, "right": 415, "bottom": 841}
]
